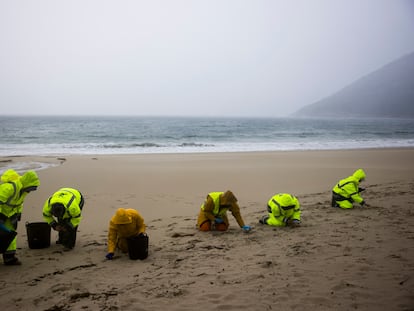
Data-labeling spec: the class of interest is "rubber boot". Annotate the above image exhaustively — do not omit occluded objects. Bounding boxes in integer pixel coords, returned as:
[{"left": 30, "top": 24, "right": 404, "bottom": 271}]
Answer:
[{"left": 3, "top": 252, "right": 21, "bottom": 266}]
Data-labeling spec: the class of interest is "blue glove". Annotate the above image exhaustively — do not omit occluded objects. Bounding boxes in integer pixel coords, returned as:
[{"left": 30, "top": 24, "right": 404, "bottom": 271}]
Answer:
[
  {"left": 0, "top": 223, "right": 11, "bottom": 232},
  {"left": 105, "top": 253, "right": 114, "bottom": 260},
  {"left": 242, "top": 225, "right": 251, "bottom": 232},
  {"left": 215, "top": 218, "right": 224, "bottom": 224}
]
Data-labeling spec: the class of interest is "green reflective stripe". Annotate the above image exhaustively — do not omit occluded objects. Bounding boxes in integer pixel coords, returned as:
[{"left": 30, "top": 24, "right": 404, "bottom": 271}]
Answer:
[
  {"left": 66, "top": 195, "right": 75, "bottom": 209},
  {"left": 269, "top": 198, "right": 281, "bottom": 217},
  {"left": 332, "top": 192, "right": 348, "bottom": 201},
  {"left": 338, "top": 181, "right": 353, "bottom": 188},
  {"left": 5, "top": 182, "right": 19, "bottom": 207},
  {"left": 271, "top": 198, "right": 280, "bottom": 209},
  {"left": 62, "top": 190, "right": 79, "bottom": 222},
  {"left": 349, "top": 191, "right": 358, "bottom": 196},
  {"left": 50, "top": 189, "right": 80, "bottom": 220},
  {"left": 271, "top": 197, "right": 295, "bottom": 210},
  {"left": 61, "top": 189, "right": 77, "bottom": 209}
]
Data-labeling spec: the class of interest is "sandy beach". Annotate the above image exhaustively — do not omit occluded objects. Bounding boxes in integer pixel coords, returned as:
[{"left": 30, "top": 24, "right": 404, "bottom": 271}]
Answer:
[{"left": 0, "top": 148, "right": 413, "bottom": 311}]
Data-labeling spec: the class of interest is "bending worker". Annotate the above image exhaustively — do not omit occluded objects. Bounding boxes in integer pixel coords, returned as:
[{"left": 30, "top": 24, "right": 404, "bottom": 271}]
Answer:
[
  {"left": 106, "top": 208, "right": 146, "bottom": 260},
  {"left": 43, "top": 187, "right": 84, "bottom": 250},
  {"left": 197, "top": 190, "right": 251, "bottom": 232},
  {"left": 332, "top": 169, "right": 366, "bottom": 209},
  {"left": 259, "top": 193, "right": 301, "bottom": 227},
  {"left": 0, "top": 169, "right": 39, "bottom": 265}
]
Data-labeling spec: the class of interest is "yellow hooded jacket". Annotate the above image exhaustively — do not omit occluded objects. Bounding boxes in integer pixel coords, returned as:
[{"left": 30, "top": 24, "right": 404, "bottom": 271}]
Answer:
[
  {"left": 332, "top": 169, "right": 366, "bottom": 208},
  {"left": 0, "top": 169, "right": 40, "bottom": 217},
  {"left": 266, "top": 193, "right": 301, "bottom": 227},
  {"left": 43, "top": 188, "right": 83, "bottom": 228},
  {"left": 107, "top": 208, "right": 146, "bottom": 253},
  {"left": 0, "top": 169, "right": 39, "bottom": 253},
  {"left": 198, "top": 191, "right": 245, "bottom": 228}
]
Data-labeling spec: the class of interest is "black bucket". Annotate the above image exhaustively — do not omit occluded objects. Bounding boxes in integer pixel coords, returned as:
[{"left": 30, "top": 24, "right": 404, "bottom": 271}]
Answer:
[
  {"left": 26, "top": 222, "right": 51, "bottom": 249},
  {"left": 0, "top": 227, "right": 17, "bottom": 253},
  {"left": 127, "top": 233, "right": 149, "bottom": 260}
]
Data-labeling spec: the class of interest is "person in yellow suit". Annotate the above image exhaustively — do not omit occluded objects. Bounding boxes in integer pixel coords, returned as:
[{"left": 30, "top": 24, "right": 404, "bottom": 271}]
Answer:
[
  {"left": 0, "top": 169, "right": 39, "bottom": 265},
  {"left": 259, "top": 193, "right": 301, "bottom": 227},
  {"left": 106, "top": 208, "right": 146, "bottom": 260},
  {"left": 197, "top": 190, "right": 251, "bottom": 232},
  {"left": 331, "top": 169, "right": 367, "bottom": 209},
  {"left": 43, "top": 188, "right": 84, "bottom": 250}
]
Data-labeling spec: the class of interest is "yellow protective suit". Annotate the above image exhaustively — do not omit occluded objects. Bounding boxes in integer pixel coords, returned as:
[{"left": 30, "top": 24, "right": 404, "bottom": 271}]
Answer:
[
  {"left": 0, "top": 169, "right": 39, "bottom": 256},
  {"left": 197, "top": 191, "right": 245, "bottom": 231},
  {"left": 332, "top": 169, "right": 366, "bottom": 209},
  {"left": 42, "top": 188, "right": 84, "bottom": 228},
  {"left": 107, "top": 208, "right": 146, "bottom": 253},
  {"left": 263, "top": 193, "right": 301, "bottom": 227}
]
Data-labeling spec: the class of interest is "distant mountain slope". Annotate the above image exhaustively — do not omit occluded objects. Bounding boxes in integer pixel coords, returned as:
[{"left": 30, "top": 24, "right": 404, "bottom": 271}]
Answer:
[{"left": 293, "top": 51, "right": 414, "bottom": 118}]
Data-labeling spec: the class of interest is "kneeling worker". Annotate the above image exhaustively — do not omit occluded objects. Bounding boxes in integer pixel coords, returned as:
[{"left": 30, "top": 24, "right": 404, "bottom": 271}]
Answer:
[
  {"left": 106, "top": 208, "right": 147, "bottom": 260},
  {"left": 259, "top": 193, "right": 301, "bottom": 227},
  {"left": 197, "top": 190, "right": 251, "bottom": 232},
  {"left": 43, "top": 187, "right": 84, "bottom": 250},
  {"left": 332, "top": 169, "right": 367, "bottom": 209}
]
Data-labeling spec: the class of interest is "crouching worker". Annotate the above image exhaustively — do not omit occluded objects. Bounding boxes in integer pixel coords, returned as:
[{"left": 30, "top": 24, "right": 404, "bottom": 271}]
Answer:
[
  {"left": 197, "top": 190, "right": 251, "bottom": 233},
  {"left": 106, "top": 208, "right": 147, "bottom": 260},
  {"left": 43, "top": 188, "right": 84, "bottom": 250},
  {"left": 332, "top": 169, "right": 366, "bottom": 209},
  {"left": 0, "top": 169, "right": 39, "bottom": 265},
  {"left": 259, "top": 193, "right": 301, "bottom": 227}
]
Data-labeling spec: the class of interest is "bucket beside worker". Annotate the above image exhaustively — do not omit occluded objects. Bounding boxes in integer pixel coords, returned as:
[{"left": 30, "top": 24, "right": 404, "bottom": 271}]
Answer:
[
  {"left": 127, "top": 233, "right": 149, "bottom": 260},
  {"left": 0, "top": 226, "right": 17, "bottom": 253},
  {"left": 26, "top": 222, "right": 51, "bottom": 249}
]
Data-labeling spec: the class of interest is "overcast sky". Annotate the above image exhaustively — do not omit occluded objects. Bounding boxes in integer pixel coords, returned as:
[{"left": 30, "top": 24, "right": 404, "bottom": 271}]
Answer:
[{"left": 1, "top": 0, "right": 414, "bottom": 117}]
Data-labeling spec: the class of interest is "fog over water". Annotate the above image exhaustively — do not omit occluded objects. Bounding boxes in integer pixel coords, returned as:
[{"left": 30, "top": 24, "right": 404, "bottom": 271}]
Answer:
[{"left": 1, "top": 1, "right": 414, "bottom": 117}]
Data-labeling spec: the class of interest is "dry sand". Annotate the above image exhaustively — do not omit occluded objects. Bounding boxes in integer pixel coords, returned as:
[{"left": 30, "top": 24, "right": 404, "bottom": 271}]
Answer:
[{"left": 0, "top": 148, "right": 413, "bottom": 311}]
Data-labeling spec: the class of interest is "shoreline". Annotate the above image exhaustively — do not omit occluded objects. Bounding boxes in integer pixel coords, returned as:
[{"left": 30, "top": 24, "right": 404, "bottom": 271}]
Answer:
[
  {"left": 1, "top": 145, "right": 414, "bottom": 170},
  {"left": 1, "top": 144, "right": 414, "bottom": 158}
]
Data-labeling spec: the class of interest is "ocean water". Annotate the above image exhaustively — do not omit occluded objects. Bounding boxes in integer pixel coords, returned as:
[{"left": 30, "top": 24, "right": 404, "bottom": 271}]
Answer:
[{"left": 1, "top": 116, "right": 414, "bottom": 158}]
